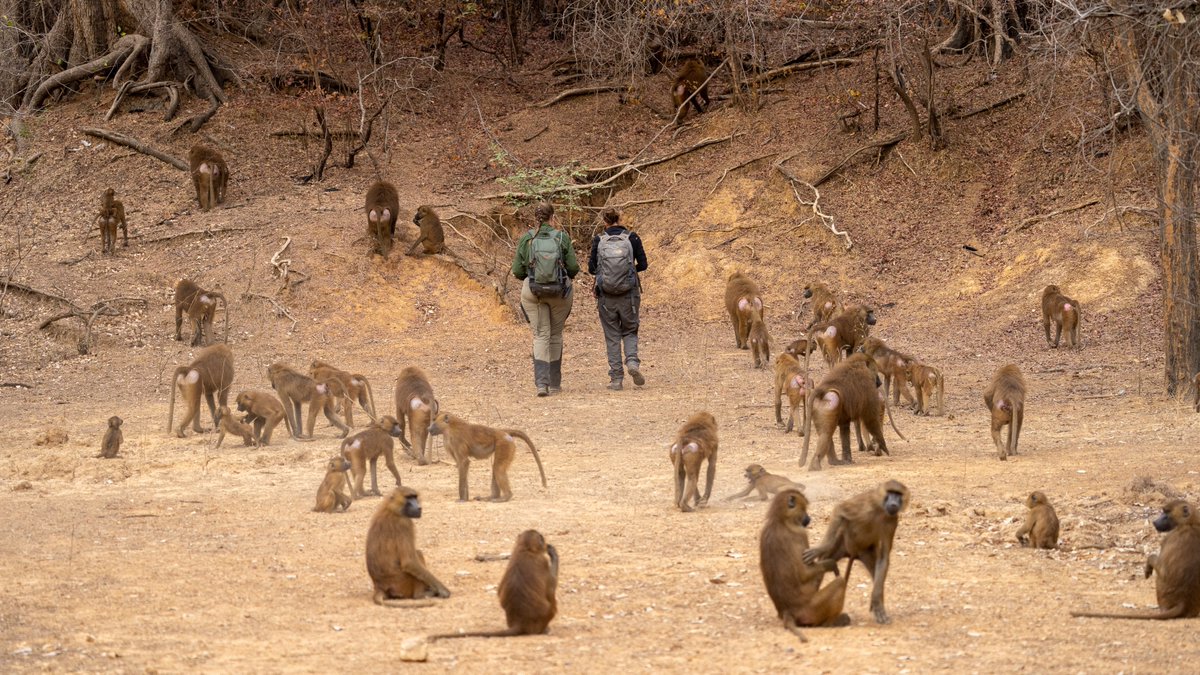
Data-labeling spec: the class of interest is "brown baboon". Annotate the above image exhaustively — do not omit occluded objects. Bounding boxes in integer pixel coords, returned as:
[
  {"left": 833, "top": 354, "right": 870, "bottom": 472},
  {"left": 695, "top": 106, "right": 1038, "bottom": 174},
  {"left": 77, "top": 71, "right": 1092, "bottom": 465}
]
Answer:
[
  {"left": 724, "top": 272, "right": 764, "bottom": 350},
  {"left": 1072, "top": 500, "right": 1200, "bottom": 619},
  {"left": 96, "top": 188, "right": 128, "bottom": 254},
  {"left": 342, "top": 415, "right": 405, "bottom": 498},
  {"left": 173, "top": 278, "right": 228, "bottom": 347},
  {"left": 408, "top": 205, "right": 446, "bottom": 255},
  {"left": 189, "top": 145, "right": 228, "bottom": 211},
  {"left": 309, "top": 359, "right": 377, "bottom": 427},
  {"left": 862, "top": 337, "right": 917, "bottom": 407},
  {"left": 773, "top": 353, "right": 811, "bottom": 435},
  {"left": 235, "top": 390, "right": 289, "bottom": 445},
  {"left": 1016, "top": 491, "right": 1060, "bottom": 549},
  {"left": 804, "top": 480, "right": 909, "bottom": 624},
  {"left": 394, "top": 367, "right": 439, "bottom": 465},
  {"left": 167, "top": 344, "right": 234, "bottom": 438},
  {"left": 313, "top": 456, "right": 353, "bottom": 513},
  {"left": 267, "top": 363, "right": 350, "bottom": 440},
  {"left": 800, "top": 354, "right": 890, "bottom": 470},
  {"left": 1041, "top": 284, "right": 1081, "bottom": 348},
  {"left": 748, "top": 317, "right": 771, "bottom": 369},
  {"left": 365, "top": 181, "right": 400, "bottom": 257},
  {"left": 803, "top": 283, "right": 840, "bottom": 330},
  {"left": 97, "top": 416, "right": 123, "bottom": 458},
  {"left": 365, "top": 486, "right": 451, "bottom": 604},
  {"left": 672, "top": 59, "right": 710, "bottom": 123},
  {"left": 427, "top": 412, "right": 547, "bottom": 502},
  {"left": 214, "top": 405, "right": 256, "bottom": 448},
  {"left": 760, "top": 488, "right": 851, "bottom": 640},
  {"left": 983, "top": 364, "right": 1026, "bottom": 461},
  {"left": 906, "top": 362, "right": 945, "bottom": 416},
  {"left": 725, "top": 464, "right": 804, "bottom": 501},
  {"left": 668, "top": 412, "right": 718, "bottom": 512},
  {"left": 429, "top": 530, "right": 559, "bottom": 639},
  {"left": 804, "top": 306, "right": 876, "bottom": 370}
]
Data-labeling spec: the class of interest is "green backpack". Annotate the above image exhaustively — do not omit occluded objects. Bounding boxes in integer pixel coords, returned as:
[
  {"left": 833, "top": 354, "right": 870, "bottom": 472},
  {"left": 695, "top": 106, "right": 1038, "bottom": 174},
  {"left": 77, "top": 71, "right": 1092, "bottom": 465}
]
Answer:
[{"left": 528, "top": 228, "right": 565, "bottom": 297}]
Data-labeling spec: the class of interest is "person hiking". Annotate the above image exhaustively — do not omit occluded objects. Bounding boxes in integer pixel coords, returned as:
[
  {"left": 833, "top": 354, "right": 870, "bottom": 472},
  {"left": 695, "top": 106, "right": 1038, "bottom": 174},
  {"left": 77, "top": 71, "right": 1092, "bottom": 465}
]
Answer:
[
  {"left": 512, "top": 202, "right": 580, "bottom": 397},
  {"left": 588, "top": 208, "right": 648, "bottom": 391}
]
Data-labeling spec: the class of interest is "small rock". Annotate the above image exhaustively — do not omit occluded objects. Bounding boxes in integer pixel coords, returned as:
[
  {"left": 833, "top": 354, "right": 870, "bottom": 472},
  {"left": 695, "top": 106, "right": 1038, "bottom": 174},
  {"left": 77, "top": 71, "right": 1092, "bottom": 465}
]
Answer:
[
  {"left": 12, "top": 481, "right": 32, "bottom": 491},
  {"left": 399, "top": 637, "right": 427, "bottom": 662}
]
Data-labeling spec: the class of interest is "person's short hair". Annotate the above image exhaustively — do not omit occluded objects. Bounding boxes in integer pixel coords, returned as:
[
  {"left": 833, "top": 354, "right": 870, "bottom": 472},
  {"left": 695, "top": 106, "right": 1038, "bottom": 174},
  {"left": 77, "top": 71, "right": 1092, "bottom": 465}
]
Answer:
[
  {"left": 535, "top": 202, "right": 554, "bottom": 223},
  {"left": 601, "top": 208, "right": 620, "bottom": 225}
]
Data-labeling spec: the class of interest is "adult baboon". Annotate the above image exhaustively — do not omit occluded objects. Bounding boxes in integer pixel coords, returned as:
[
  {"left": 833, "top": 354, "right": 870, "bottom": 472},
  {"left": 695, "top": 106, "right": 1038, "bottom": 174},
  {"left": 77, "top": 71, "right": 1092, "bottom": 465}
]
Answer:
[
  {"left": 267, "top": 363, "right": 350, "bottom": 440},
  {"left": 672, "top": 59, "right": 710, "bottom": 123},
  {"left": 309, "top": 359, "right": 377, "bottom": 427},
  {"left": 366, "top": 181, "right": 400, "bottom": 257},
  {"left": 173, "top": 278, "right": 228, "bottom": 347},
  {"left": 724, "top": 272, "right": 764, "bottom": 350},
  {"left": 189, "top": 145, "right": 228, "bottom": 210},
  {"left": 166, "top": 344, "right": 234, "bottom": 438},
  {"left": 394, "top": 367, "right": 438, "bottom": 465},
  {"left": 427, "top": 412, "right": 547, "bottom": 502}
]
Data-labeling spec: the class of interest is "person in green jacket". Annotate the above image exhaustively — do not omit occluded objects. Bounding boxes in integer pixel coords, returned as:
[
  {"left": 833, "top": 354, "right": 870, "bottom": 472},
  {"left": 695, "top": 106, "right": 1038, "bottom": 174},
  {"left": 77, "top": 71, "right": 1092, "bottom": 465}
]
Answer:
[{"left": 512, "top": 202, "right": 580, "bottom": 396}]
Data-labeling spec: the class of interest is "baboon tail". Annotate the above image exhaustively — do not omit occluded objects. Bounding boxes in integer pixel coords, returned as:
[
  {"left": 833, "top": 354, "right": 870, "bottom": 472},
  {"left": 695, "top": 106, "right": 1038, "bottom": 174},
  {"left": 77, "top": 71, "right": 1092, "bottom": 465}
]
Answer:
[{"left": 508, "top": 430, "right": 547, "bottom": 487}]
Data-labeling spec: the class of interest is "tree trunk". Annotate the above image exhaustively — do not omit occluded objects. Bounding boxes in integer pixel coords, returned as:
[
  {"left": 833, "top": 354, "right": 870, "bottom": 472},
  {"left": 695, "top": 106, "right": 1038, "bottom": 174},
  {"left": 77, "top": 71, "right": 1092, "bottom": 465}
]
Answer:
[{"left": 1158, "top": 133, "right": 1200, "bottom": 395}]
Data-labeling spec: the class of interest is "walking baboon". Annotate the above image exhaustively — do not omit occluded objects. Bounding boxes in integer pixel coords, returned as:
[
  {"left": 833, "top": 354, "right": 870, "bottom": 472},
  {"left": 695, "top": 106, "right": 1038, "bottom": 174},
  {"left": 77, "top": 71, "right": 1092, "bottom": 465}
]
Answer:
[
  {"left": 862, "top": 337, "right": 916, "bottom": 407},
  {"left": 1016, "top": 491, "right": 1060, "bottom": 549},
  {"left": 724, "top": 272, "right": 764, "bottom": 350},
  {"left": 214, "top": 405, "right": 256, "bottom": 448},
  {"left": 309, "top": 359, "right": 377, "bottom": 427},
  {"left": 427, "top": 412, "right": 548, "bottom": 502},
  {"left": 983, "top": 364, "right": 1026, "bottom": 460},
  {"left": 189, "top": 145, "right": 227, "bottom": 211},
  {"left": 800, "top": 354, "right": 889, "bottom": 470},
  {"left": 669, "top": 412, "right": 718, "bottom": 512},
  {"left": 365, "top": 487, "right": 451, "bottom": 604},
  {"left": 1041, "top": 284, "right": 1081, "bottom": 348},
  {"left": 805, "top": 306, "right": 876, "bottom": 370},
  {"left": 313, "top": 456, "right": 353, "bottom": 513},
  {"left": 726, "top": 464, "right": 804, "bottom": 501},
  {"left": 173, "top": 278, "right": 228, "bottom": 347},
  {"left": 394, "top": 367, "right": 438, "bottom": 465},
  {"left": 96, "top": 188, "right": 128, "bottom": 254},
  {"left": 235, "top": 390, "right": 289, "bottom": 445},
  {"left": 167, "top": 344, "right": 234, "bottom": 438},
  {"left": 748, "top": 317, "right": 771, "bottom": 369},
  {"left": 803, "top": 283, "right": 840, "bottom": 330},
  {"left": 342, "top": 415, "right": 405, "bottom": 498},
  {"left": 267, "top": 363, "right": 350, "bottom": 440},
  {"left": 906, "top": 362, "right": 945, "bottom": 416},
  {"left": 773, "top": 353, "right": 810, "bottom": 435},
  {"left": 366, "top": 181, "right": 400, "bottom": 257},
  {"left": 672, "top": 59, "right": 710, "bottom": 123},
  {"left": 98, "top": 416, "right": 123, "bottom": 458},
  {"left": 409, "top": 205, "right": 446, "bottom": 255}
]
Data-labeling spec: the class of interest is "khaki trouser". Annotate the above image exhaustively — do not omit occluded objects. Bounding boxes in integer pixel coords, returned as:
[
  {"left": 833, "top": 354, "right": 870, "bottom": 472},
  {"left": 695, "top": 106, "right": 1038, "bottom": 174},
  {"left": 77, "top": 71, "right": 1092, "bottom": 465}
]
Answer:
[
  {"left": 597, "top": 289, "right": 640, "bottom": 381},
  {"left": 520, "top": 278, "right": 574, "bottom": 364}
]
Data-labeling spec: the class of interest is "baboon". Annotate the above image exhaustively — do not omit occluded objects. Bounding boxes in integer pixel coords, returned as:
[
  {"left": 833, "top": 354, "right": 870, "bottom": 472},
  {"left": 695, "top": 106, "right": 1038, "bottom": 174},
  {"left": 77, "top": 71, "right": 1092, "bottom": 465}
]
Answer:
[
  {"left": 429, "top": 530, "right": 559, "bottom": 639},
  {"left": 365, "top": 486, "right": 451, "bottom": 604},
  {"left": 97, "top": 416, "right": 123, "bottom": 458},
  {"left": 189, "top": 145, "right": 228, "bottom": 211},
  {"left": 906, "top": 362, "right": 945, "bottom": 416},
  {"left": 309, "top": 359, "right": 377, "bottom": 427},
  {"left": 724, "top": 272, "right": 764, "bottom": 350},
  {"left": 748, "top": 317, "right": 771, "bottom": 369},
  {"left": 394, "top": 367, "right": 439, "bottom": 465},
  {"left": 804, "top": 306, "right": 876, "bottom": 370},
  {"left": 366, "top": 181, "right": 400, "bottom": 257},
  {"left": 672, "top": 59, "right": 710, "bottom": 123},
  {"left": 1072, "top": 500, "right": 1200, "bottom": 619},
  {"left": 96, "top": 188, "right": 128, "bottom": 254},
  {"left": 313, "top": 455, "right": 353, "bottom": 513},
  {"left": 173, "top": 278, "right": 228, "bottom": 347},
  {"left": 1016, "top": 491, "right": 1060, "bottom": 549},
  {"left": 725, "top": 464, "right": 804, "bottom": 501},
  {"left": 235, "top": 390, "right": 289, "bottom": 445},
  {"left": 983, "top": 364, "right": 1026, "bottom": 461},
  {"left": 166, "top": 344, "right": 234, "bottom": 438},
  {"left": 800, "top": 354, "right": 890, "bottom": 470},
  {"left": 773, "top": 353, "right": 811, "bottom": 435},
  {"left": 803, "top": 283, "right": 840, "bottom": 330},
  {"left": 409, "top": 205, "right": 446, "bottom": 255},
  {"left": 668, "top": 412, "right": 718, "bottom": 512},
  {"left": 804, "top": 479, "right": 909, "bottom": 624},
  {"left": 214, "top": 405, "right": 256, "bottom": 448},
  {"left": 759, "top": 488, "right": 851, "bottom": 640},
  {"left": 862, "top": 337, "right": 917, "bottom": 407},
  {"left": 342, "top": 415, "right": 405, "bottom": 498},
  {"left": 267, "top": 363, "right": 350, "bottom": 440},
  {"left": 1041, "top": 284, "right": 1081, "bottom": 349},
  {"left": 428, "top": 412, "right": 548, "bottom": 502}
]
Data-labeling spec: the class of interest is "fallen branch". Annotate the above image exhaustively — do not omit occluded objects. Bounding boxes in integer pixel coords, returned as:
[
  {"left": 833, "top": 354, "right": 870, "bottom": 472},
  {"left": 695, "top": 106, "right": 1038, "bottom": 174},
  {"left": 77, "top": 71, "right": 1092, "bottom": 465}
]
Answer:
[
  {"left": 775, "top": 158, "right": 853, "bottom": 250},
  {"left": 242, "top": 292, "right": 298, "bottom": 332},
  {"left": 269, "top": 236, "right": 309, "bottom": 287},
  {"left": 270, "top": 129, "right": 359, "bottom": 139},
  {"left": 748, "top": 57, "right": 857, "bottom": 87},
  {"left": 811, "top": 132, "right": 908, "bottom": 187},
  {"left": 38, "top": 297, "right": 147, "bottom": 354},
  {"left": 1084, "top": 205, "right": 1156, "bottom": 237},
  {"left": 141, "top": 225, "right": 261, "bottom": 244},
  {"left": 1006, "top": 198, "right": 1100, "bottom": 235},
  {"left": 533, "top": 85, "right": 623, "bottom": 108},
  {"left": 0, "top": 382, "right": 33, "bottom": 388},
  {"left": 949, "top": 91, "right": 1027, "bottom": 120},
  {"left": 473, "top": 553, "right": 512, "bottom": 562},
  {"left": 523, "top": 125, "right": 549, "bottom": 142},
  {"left": 707, "top": 152, "right": 779, "bottom": 198},
  {"left": 80, "top": 128, "right": 188, "bottom": 171},
  {"left": 0, "top": 278, "right": 75, "bottom": 306}
]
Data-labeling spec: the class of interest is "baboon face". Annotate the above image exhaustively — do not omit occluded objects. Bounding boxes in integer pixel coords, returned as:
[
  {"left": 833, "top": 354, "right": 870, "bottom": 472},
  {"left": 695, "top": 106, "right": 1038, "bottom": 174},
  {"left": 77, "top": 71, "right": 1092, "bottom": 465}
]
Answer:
[
  {"left": 780, "top": 490, "right": 811, "bottom": 527},
  {"left": 883, "top": 489, "right": 906, "bottom": 516},
  {"left": 327, "top": 456, "right": 351, "bottom": 473},
  {"left": 865, "top": 309, "right": 877, "bottom": 326},
  {"left": 803, "top": 286, "right": 813, "bottom": 299},
  {"left": 377, "top": 415, "right": 403, "bottom": 437},
  {"left": 745, "top": 464, "right": 765, "bottom": 481},
  {"left": 108, "top": 416, "right": 122, "bottom": 429},
  {"left": 427, "top": 413, "right": 450, "bottom": 436},
  {"left": 1154, "top": 501, "right": 1190, "bottom": 532}
]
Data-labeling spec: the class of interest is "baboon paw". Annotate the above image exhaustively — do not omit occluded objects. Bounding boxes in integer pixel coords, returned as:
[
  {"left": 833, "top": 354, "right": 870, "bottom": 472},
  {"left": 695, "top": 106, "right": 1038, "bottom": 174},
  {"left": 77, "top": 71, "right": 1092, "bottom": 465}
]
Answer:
[{"left": 872, "top": 610, "right": 891, "bottom": 624}]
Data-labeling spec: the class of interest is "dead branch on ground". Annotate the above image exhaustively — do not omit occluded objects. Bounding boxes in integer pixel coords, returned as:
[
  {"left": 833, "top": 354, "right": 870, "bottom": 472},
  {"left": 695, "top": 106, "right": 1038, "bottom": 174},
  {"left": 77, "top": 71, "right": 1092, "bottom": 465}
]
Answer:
[
  {"left": 0, "top": 278, "right": 75, "bottom": 306},
  {"left": 141, "top": 225, "right": 262, "bottom": 244},
  {"left": 811, "top": 132, "right": 909, "bottom": 187},
  {"left": 747, "top": 58, "right": 858, "bottom": 87},
  {"left": 81, "top": 128, "right": 188, "bottom": 170},
  {"left": 1004, "top": 199, "right": 1100, "bottom": 236},
  {"left": 242, "top": 292, "right": 298, "bottom": 332},
  {"left": 775, "top": 156, "right": 853, "bottom": 250},
  {"left": 269, "top": 237, "right": 309, "bottom": 288},
  {"left": 533, "top": 85, "right": 623, "bottom": 108},
  {"left": 949, "top": 91, "right": 1026, "bottom": 120},
  {"left": 38, "top": 297, "right": 147, "bottom": 355},
  {"left": 707, "top": 153, "right": 779, "bottom": 198}
]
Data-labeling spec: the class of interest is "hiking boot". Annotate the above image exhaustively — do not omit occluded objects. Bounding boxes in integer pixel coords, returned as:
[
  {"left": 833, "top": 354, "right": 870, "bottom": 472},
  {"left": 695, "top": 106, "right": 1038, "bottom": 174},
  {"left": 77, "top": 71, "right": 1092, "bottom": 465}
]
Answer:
[
  {"left": 537, "top": 385, "right": 550, "bottom": 397},
  {"left": 607, "top": 379, "right": 623, "bottom": 391},
  {"left": 628, "top": 366, "right": 645, "bottom": 387},
  {"left": 548, "top": 385, "right": 562, "bottom": 394}
]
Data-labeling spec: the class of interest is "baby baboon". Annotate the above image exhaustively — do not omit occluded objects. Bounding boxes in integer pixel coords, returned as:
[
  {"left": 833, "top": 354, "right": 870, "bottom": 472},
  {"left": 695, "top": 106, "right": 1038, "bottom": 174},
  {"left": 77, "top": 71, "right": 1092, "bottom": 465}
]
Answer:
[
  {"left": 267, "top": 363, "right": 350, "bottom": 440},
  {"left": 167, "top": 344, "right": 234, "bottom": 438},
  {"left": 1072, "top": 500, "right": 1200, "bottom": 619},
  {"left": 235, "top": 390, "right": 289, "bottom": 445},
  {"left": 173, "top": 278, "right": 227, "bottom": 347},
  {"left": 1041, "top": 284, "right": 1081, "bottom": 349},
  {"left": 672, "top": 59, "right": 710, "bottom": 123},
  {"left": 862, "top": 337, "right": 916, "bottom": 408},
  {"left": 748, "top": 317, "right": 771, "bottom": 369},
  {"left": 804, "top": 479, "right": 909, "bottom": 624},
  {"left": 394, "top": 366, "right": 439, "bottom": 465},
  {"left": 365, "top": 486, "right": 451, "bottom": 604},
  {"left": 96, "top": 188, "right": 128, "bottom": 254},
  {"left": 309, "top": 359, "right": 377, "bottom": 427},
  {"left": 669, "top": 412, "right": 718, "bottom": 512},
  {"left": 313, "top": 456, "right": 353, "bottom": 513},
  {"left": 189, "top": 145, "right": 228, "bottom": 211},
  {"left": 214, "top": 404, "right": 256, "bottom": 448},
  {"left": 805, "top": 306, "right": 876, "bottom": 370},
  {"left": 408, "top": 205, "right": 446, "bottom": 255},
  {"left": 97, "top": 416, "right": 123, "bottom": 458},
  {"left": 803, "top": 283, "right": 840, "bottom": 330},
  {"left": 760, "top": 488, "right": 850, "bottom": 640},
  {"left": 773, "top": 353, "right": 810, "bottom": 435},
  {"left": 983, "top": 364, "right": 1026, "bottom": 460},
  {"left": 906, "top": 362, "right": 945, "bottom": 416},
  {"left": 365, "top": 180, "right": 400, "bottom": 257},
  {"left": 724, "top": 272, "right": 764, "bottom": 350},
  {"left": 1016, "top": 491, "right": 1060, "bottom": 549},
  {"left": 427, "top": 412, "right": 547, "bottom": 502},
  {"left": 342, "top": 415, "right": 405, "bottom": 498},
  {"left": 800, "top": 354, "right": 890, "bottom": 470},
  {"left": 725, "top": 464, "right": 804, "bottom": 501}
]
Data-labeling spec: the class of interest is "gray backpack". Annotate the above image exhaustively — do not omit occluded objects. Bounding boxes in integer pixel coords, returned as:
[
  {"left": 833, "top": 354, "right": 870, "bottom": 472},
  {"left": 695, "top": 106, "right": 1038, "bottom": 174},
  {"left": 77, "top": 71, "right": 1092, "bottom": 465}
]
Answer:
[{"left": 596, "top": 231, "right": 636, "bottom": 295}]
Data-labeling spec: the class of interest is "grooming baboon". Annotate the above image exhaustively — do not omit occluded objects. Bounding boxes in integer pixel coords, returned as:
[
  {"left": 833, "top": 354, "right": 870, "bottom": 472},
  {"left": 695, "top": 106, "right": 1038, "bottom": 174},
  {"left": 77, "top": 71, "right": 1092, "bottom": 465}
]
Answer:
[
  {"left": 800, "top": 354, "right": 890, "bottom": 470},
  {"left": 672, "top": 59, "right": 710, "bottom": 123},
  {"left": 235, "top": 390, "right": 289, "bottom": 445},
  {"left": 803, "top": 283, "right": 840, "bottom": 330},
  {"left": 96, "top": 188, "right": 128, "bottom": 254},
  {"left": 725, "top": 464, "right": 804, "bottom": 501},
  {"left": 189, "top": 145, "right": 228, "bottom": 211},
  {"left": 429, "top": 530, "right": 558, "bottom": 639},
  {"left": 173, "top": 278, "right": 228, "bottom": 347},
  {"left": 267, "top": 363, "right": 350, "bottom": 440},
  {"left": 1072, "top": 500, "right": 1200, "bottom": 619},
  {"left": 1016, "top": 491, "right": 1060, "bottom": 549},
  {"left": 394, "top": 367, "right": 439, "bottom": 465},
  {"left": 805, "top": 306, "right": 876, "bottom": 370},
  {"left": 983, "top": 364, "right": 1026, "bottom": 461},
  {"left": 342, "top": 415, "right": 405, "bottom": 498},
  {"left": 428, "top": 412, "right": 548, "bottom": 502},
  {"left": 668, "top": 411, "right": 718, "bottom": 512},
  {"left": 804, "top": 479, "right": 909, "bottom": 624},
  {"left": 862, "top": 337, "right": 917, "bottom": 407},
  {"left": 309, "top": 359, "right": 377, "bottom": 427},
  {"left": 408, "top": 205, "right": 446, "bottom": 255},
  {"left": 760, "top": 488, "right": 851, "bottom": 640},
  {"left": 724, "top": 272, "right": 764, "bottom": 350},
  {"left": 906, "top": 362, "right": 945, "bottom": 416},
  {"left": 365, "top": 181, "right": 400, "bottom": 257},
  {"left": 214, "top": 405, "right": 256, "bottom": 448},
  {"left": 313, "top": 455, "right": 353, "bottom": 513},
  {"left": 167, "top": 344, "right": 234, "bottom": 438},
  {"left": 1041, "top": 284, "right": 1081, "bottom": 349},
  {"left": 97, "top": 416, "right": 123, "bottom": 458},
  {"left": 365, "top": 486, "right": 451, "bottom": 604},
  {"left": 773, "top": 353, "right": 811, "bottom": 435},
  {"left": 748, "top": 317, "right": 771, "bottom": 369}
]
